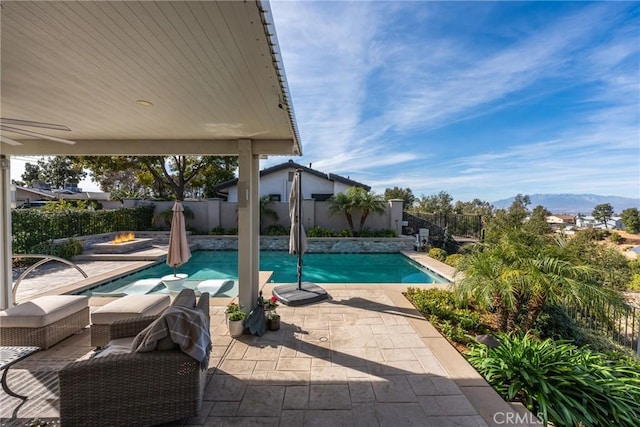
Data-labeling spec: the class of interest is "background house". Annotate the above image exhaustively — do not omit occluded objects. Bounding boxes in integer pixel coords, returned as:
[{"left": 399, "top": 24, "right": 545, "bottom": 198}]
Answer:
[
  {"left": 12, "top": 184, "right": 113, "bottom": 209},
  {"left": 213, "top": 160, "right": 370, "bottom": 202}
]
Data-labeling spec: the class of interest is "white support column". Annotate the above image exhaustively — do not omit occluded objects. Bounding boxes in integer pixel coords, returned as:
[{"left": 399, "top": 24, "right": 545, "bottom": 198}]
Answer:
[
  {"left": 1, "top": 155, "right": 13, "bottom": 308},
  {"left": 237, "top": 140, "right": 260, "bottom": 312}
]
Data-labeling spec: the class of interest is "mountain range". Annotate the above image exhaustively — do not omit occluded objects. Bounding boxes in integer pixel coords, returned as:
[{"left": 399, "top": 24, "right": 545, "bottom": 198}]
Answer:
[{"left": 491, "top": 194, "right": 640, "bottom": 215}]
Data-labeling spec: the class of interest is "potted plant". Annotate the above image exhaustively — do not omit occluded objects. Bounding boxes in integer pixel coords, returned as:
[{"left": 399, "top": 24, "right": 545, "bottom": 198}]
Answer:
[
  {"left": 266, "top": 310, "right": 280, "bottom": 331},
  {"left": 226, "top": 302, "right": 246, "bottom": 337},
  {"left": 264, "top": 295, "right": 279, "bottom": 312}
]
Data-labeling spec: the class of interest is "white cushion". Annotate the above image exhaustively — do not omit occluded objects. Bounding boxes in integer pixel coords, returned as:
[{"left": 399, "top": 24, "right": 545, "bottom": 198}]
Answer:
[
  {"left": 0, "top": 295, "right": 88, "bottom": 328},
  {"left": 91, "top": 295, "right": 170, "bottom": 324},
  {"left": 94, "top": 337, "right": 135, "bottom": 358}
]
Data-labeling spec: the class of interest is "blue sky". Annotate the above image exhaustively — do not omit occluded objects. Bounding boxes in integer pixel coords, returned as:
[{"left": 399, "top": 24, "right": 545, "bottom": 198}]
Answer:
[
  {"left": 264, "top": 0, "right": 640, "bottom": 202},
  {"left": 10, "top": 1, "right": 639, "bottom": 203}
]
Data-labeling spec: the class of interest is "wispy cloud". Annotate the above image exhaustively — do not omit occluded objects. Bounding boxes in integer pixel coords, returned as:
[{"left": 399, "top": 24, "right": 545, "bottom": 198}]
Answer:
[{"left": 267, "top": 2, "right": 638, "bottom": 202}]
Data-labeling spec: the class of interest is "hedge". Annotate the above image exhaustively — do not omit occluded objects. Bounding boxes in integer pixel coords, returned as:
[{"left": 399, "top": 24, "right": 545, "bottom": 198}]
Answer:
[{"left": 11, "top": 205, "right": 155, "bottom": 254}]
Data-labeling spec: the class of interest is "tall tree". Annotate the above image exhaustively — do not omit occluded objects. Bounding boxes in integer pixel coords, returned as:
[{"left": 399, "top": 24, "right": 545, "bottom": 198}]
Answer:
[
  {"left": 592, "top": 203, "right": 614, "bottom": 228},
  {"left": 525, "top": 205, "right": 553, "bottom": 235},
  {"left": 414, "top": 191, "right": 453, "bottom": 217},
  {"left": 76, "top": 155, "right": 237, "bottom": 200},
  {"left": 20, "top": 162, "right": 43, "bottom": 186},
  {"left": 23, "top": 156, "right": 86, "bottom": 189},
  {"left": 620, "top": 208, "right": 640, "bottom": 234},
  {"left": 384, "top": 187, "right": 415, "bottom": 210}
]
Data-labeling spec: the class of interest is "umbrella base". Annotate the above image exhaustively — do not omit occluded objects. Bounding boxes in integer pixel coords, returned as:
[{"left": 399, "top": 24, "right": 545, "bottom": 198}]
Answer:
[{"left": 272, "top": 283, "right": 329, "bottom": 306}]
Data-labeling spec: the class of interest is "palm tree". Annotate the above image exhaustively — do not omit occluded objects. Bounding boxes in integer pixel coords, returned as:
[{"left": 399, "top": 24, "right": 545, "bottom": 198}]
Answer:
[
  {"left": 328, "top": 187, "right": 386, "bottom": 236},
  {"left": 328, "top": 192, "right": 355, "bottom": 235},
  {"left": 354, "top": 188, "right": 386, "bottom": 234},
  {"left": 455, "top": 229, "right": 621, "bottom": 332}
]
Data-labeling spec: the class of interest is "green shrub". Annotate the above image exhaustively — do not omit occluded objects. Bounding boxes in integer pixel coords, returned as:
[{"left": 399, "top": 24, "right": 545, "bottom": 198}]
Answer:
[
  {"left": 375, "top": 228, "right": 397, "bottom": 237},
  {"left": 466, "top": 333, "right": 640, "bottom": 427},
  {"left": 627, "top": 273, "right": 640, "bottom": 291},
  {"left": 307, "top": 225, "right": 335, "bottom": 237},
  {"left": 610, "top": 232, "right": 623, "bottom": 244},
  {"left": 431, "top": 318, "right": 470, "bottom": 344},
  {"left": 29, "top": 238, "right": 83, "bottom": 260},
  {"left": 455, "top": 308, "right": 481, "bottom": 330},
  {"left": 227, "top": 228, "right": 238, "bottom": 235},
  {"left": 405, "top": 288, "right": 484, "bottom": 345},
  {"left": 264, "top": 224, "right": 288, "bottom": 235},
  {"left": 210, "top": 226, "right": 226, "bottom": 235},
  {"left": 12, "top": 205, "right": 155, "bottom": 254},
  {"left": 444, "top": 254, "right": 463, "bottom": 268},
  {"left": 337, "top": 229, "right": 352, "bottom": 237},
  {"left": 533, "top": 304, "right": 583, "bottom": 343},
  {"left": 428, "top": 247, "right": 447, "bottom": 261}
]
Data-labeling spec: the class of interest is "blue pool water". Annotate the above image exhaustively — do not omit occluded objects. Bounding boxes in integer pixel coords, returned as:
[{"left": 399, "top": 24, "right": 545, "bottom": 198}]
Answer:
[{"left": 79, "top": 251, "right": 447, "bottom": 297}]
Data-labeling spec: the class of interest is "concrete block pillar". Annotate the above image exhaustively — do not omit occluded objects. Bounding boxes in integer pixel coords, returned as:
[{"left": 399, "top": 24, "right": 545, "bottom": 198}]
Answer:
[{"left": 388, "top": 199, "right": 404, "bottom": 236}]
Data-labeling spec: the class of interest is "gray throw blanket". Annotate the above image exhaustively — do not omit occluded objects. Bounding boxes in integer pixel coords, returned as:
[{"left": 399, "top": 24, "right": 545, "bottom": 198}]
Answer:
[{"left": 132, "top": 305, "right": 212, "bottom": 369}]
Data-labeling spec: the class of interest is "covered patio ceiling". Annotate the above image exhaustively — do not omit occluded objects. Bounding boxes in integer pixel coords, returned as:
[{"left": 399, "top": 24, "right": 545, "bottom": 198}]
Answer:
[
  {"left": 0, "top": 0, "right": 301, "bottom": 310},
  {"left": 0, "top": 0, "right": 301, "bottom": 156}
]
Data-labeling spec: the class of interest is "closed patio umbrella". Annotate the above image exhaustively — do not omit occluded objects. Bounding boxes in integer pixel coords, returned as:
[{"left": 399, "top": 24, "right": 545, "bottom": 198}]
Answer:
[
  {"left": 273, "top": 169, "right": 328, "bottom": 306},
  {"left": 289, "top": 171, "right": 308, "bottom": 287},
  {"left": 166, "top": 201, "right": 191, "bottom": 276}
]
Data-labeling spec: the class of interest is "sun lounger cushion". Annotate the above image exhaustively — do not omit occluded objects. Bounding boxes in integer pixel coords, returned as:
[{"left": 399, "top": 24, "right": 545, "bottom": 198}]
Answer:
[
  {"left": 0, "top": 295, "right": 88, "bottom": 328},
  {"left": 91, "top": 295, "right": 170, "bottom": 325},
  {"left": 91, "top": 278, "right": 162, "bottom": 297},
  {"left": 197, "top": 279, "right": 233, "bottom": 297}
]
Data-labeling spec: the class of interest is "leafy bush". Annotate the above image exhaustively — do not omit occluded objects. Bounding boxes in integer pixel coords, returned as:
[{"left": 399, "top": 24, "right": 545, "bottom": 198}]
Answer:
[
  {"left": 466, "top": 333, "right": 640, "bottom": 427},
  {"left": 428, "top": 247, "right": 447, "bottom": 261},
  {"left": 12, "top": 205, "right": 155, "bottom": 254},
  {"left": 359, "top": 228, "right": 397, "bottom": 237},
  {"left": 444, "top": 254, "right": 463, "bottom": 268},
  {"left": 227, "top": 228, "right": 238, "bottom": 235},
  {"left": 405, "top": 288, "right": 483, "bottom": 345},
  {"left": 210, "top": 226, "right": 226, "bottom": 235},
  {"left": 533, "top": 304, "right": 584, "bottom": 343},
  {"left": 627, "top": 274, "right": 640, "bottom": 291},
  {"left": 307, "top": 225, "right": 335, "bottom": 237},
  {"left": 29, "top": 238, "right": 83, "bottom": 260},
  {"left": 264, "top": 224, "right": 288, "bottom": 235},
  {"left": 610, "top": 232, "right": 623, "bottom": 244},
  {"left": 374, "top": 228, "right": 397, "bottom": 237},
  {"left": 337, "top": 228, "right": 353, "bottom": 237}
]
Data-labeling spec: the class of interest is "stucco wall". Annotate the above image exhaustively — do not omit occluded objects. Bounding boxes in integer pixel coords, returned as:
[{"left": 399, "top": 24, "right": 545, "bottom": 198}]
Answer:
[{"left": 123, "top": 198, "right": 404, "bottom": 236}]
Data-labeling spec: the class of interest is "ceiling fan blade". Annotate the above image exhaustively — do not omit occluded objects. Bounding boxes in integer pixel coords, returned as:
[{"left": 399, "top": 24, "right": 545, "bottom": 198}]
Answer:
[
  {"left": 0, "top": 135, "right": 23, "bottom": 145},
  {"left": 0, "top": 118, "right": 71, "bottom": 131},
  {"left": 1, "top": 125, "right": 77, "bottom": 145}
]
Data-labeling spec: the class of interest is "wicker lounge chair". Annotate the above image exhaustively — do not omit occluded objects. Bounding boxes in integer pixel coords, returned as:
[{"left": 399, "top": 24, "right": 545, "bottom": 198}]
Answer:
[{"left": 58, "top": 290, "right": 210, "bottom": 427}]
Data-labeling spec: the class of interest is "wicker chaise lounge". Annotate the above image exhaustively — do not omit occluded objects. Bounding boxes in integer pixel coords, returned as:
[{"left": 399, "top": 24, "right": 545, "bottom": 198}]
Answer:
[
  {"left": 58, "top": 290, "right": 211, "bottom": 427},
  {"left": 0, "top": 295, "right": 89, "bottom": 349}
]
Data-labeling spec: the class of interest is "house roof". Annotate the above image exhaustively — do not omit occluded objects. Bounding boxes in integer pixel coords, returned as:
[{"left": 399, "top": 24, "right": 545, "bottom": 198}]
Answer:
[
  {"left": 15, "top": 186, "right": 110, "bottom": 201},
  {"left": 1, "top": 1, "right": 300, "bottom": 157},
  {"left": 213, "top": 159, "right": 371, "bottom": 192}
]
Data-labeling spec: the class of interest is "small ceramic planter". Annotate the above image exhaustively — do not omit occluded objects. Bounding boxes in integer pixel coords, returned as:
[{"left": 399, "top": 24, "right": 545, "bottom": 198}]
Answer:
[
  {"left": 267, "top": 316, "right": 280, "bottom": 331},
  {"left": 228, "top": 319, "right": 245, "bottom": 337}
]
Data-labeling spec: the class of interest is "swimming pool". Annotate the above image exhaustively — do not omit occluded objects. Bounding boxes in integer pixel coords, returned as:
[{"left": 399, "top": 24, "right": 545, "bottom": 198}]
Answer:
[{"left": 79, "top": 251, "right": 447, "bottom": 297}]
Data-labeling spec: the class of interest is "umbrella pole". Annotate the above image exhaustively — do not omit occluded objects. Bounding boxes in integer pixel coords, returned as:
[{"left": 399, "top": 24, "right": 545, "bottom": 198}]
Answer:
[{"left": 297, "top": 170, "right": 303, "bottom": 290}]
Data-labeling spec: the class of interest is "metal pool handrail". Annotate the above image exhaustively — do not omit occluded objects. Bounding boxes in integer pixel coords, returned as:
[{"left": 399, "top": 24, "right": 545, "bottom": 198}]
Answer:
[{"left": 11, "top": 254, "right": 88, "bottom": 304}]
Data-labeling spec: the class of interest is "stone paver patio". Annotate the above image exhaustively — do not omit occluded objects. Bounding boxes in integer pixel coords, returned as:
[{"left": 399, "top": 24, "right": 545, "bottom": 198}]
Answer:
[{"left": 2, "top": 256, "right": 533, "bottom": 426}]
